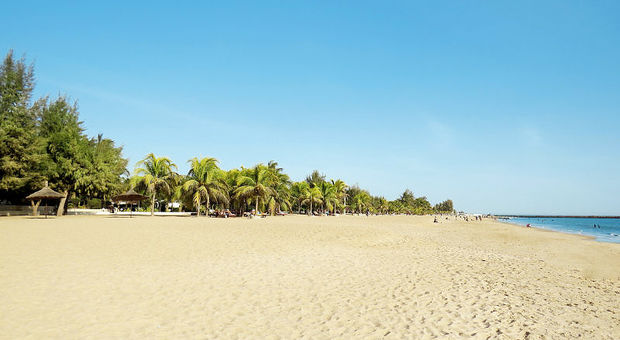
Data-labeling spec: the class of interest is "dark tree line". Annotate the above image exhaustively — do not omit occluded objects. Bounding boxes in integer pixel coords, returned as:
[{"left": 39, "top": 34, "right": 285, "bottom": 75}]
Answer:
[{"left": 0, "top": 51, "right": 128, "bottom": 212}]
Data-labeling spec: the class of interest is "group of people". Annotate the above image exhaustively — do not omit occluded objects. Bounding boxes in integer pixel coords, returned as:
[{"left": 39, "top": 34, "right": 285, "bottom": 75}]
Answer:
[
  {"left": 432, "top": 214, "right": 485, "bottom": 223},
  {"left": 205, "top": 209, "right": 238, "bottom": 218}
]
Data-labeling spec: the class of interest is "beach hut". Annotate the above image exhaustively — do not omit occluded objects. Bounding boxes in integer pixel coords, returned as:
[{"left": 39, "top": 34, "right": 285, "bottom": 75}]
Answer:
[
  {"left": 113, "top": 189, "right": 148, "bottom": 217},
  {"left": 26, "top": 182, "right": 66, "bottom": 218}
]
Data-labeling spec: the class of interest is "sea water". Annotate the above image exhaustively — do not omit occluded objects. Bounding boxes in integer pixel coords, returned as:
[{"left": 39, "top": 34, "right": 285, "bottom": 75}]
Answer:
[{"left": 506, "top": 217, "right": 620, "bottom": 243}]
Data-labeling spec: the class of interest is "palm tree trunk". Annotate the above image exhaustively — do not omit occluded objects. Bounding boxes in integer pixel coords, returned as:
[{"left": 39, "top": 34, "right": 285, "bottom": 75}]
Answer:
[
  {"left": 205, "top": 195, "right": 210, "bottom": 217},
  {"left": 31, "top": 200, "right": 40, "bottom": 216},
  {"left": 150, "top": 192, "right": 155, "bottom": 216},
  {"left": 255, "top": 196, "right": 259, "bottom": 215},
  {"left": 57, "top": 190, "right": 68, "bottom": 216},
  {"left": 310, "top": 197, "right": 313, "bottom": 216}
]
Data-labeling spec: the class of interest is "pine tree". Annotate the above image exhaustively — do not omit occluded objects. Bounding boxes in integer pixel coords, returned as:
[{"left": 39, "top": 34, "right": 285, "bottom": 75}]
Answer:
[
  {"left": 0, "top": 51, "right": 46, "bottom": 202},
  {"left": 38, "top": 96, "right": 89, "bottom": 214}
]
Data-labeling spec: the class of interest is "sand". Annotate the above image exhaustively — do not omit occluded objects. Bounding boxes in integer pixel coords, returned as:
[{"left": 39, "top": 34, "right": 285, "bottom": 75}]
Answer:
[{"left": 0, "top": 215, "right": 618, "bottom": 339}]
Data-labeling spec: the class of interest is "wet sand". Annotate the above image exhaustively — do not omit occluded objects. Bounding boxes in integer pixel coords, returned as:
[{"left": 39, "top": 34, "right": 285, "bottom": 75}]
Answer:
[{"left": 1, "top": 215, "right": 618, "bottom": 339}]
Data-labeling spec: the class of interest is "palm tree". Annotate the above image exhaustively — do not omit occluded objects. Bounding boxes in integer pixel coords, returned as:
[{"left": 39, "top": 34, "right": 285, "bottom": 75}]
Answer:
[
  {"left": 305, "top": 170, "right": 325, "bottom": 187},
  {"left": 133, "top": 153, "right": 177, "bottom": 216},
  {"left": 290, "top": 181, "right": 307, "bottom": 214},
  {"left": 345, "top": 185, "right": 364, "bottom": 213},
  {"left": 235, "top": 164, "right": 275, "bottom": 215},
  {"left": 267, "top": 160, "right": 284, "bottom": 175},
  {"left": 172, "top": 176, "right": 187, "bottom": 212},
  {"left": 298, "top": 182, "right": 322, "bottom": 215},
  {"left": 377, "top": 197, "right": 389, "bottom": 214},
  {"left": 157, "top": 172, "right": 184, "bottom": 212},
  {"left": 331, "top": 179, "right": 348, "bottom": 214},
  {"left": 265, "top": 161, "right": 291, "bottom": 215},
  {"left": 318, "top": 181, "right": 337, "bottom": 213},
  {"left": 183, "top": 157, "right": 229, "bottom": 216},
  {"left": 267, "top": 181, "right": 291, "bottom": 215},
  {"left": 352, "top": 192, "right": 371, "bottom": 213},
  {"left": 389, "top": 200, "right": 404, "bottom": 214},
  {"left": 224, "top": 168, "right": 244, "bottom": 214}
]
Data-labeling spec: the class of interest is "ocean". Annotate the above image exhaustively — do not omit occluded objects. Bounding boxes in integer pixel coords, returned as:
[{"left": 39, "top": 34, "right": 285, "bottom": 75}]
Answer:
[{"left": 505, "top": 217, "right": 620, "bottom": 243}]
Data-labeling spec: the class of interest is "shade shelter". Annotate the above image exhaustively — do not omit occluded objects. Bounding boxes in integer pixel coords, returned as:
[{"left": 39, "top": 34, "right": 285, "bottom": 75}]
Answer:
[
  {"left": 26, "top": 182, "right": 66, "bottom": 218},
  {"left": 113, "top": 189, "right": 148, "bottom": 217}
]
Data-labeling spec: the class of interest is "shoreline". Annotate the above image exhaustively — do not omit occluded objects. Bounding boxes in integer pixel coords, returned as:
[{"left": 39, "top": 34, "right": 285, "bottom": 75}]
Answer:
[
  {"left": 498, "top": 217, "right": 619, "bottom": 244},
  {"left": 497, "top": 219, "right": 598, "bottom": 243},
  {"left": 496, "top": 215, "right": 620, "bottom": 219}
]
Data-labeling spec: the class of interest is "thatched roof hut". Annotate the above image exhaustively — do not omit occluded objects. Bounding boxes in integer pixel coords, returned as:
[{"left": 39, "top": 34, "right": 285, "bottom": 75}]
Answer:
[
  {"left": 26, "top": 182, "right": 65, "bottom": 217},
  {"left": 113, "top": 189, "right": 148, "bottom": 203},
  {"left": 113, "top": 189, "right": 148, "bottom": 217},
  {"left": 26, "top": 185, "right": 66, "bottom": 200}
]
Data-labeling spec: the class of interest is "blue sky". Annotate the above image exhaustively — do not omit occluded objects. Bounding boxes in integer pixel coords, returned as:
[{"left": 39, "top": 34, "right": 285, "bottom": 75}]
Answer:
[{"left": 3, "top": 1, "right": 619, "bottom": 214}]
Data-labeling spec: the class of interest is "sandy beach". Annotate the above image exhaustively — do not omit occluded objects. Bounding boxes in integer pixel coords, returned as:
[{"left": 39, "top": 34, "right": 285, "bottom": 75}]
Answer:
[{"left": 1, "top": 215, "right": 618, "bottom": 339}]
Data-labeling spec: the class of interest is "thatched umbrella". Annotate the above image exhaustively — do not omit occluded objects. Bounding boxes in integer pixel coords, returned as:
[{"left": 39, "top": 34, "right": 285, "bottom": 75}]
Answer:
[
  {"left": 113, "top": 189, "right": 148, "bottom": 217},
  {"left": 26, "top": 182, "right": 66, "bottom": 218}
]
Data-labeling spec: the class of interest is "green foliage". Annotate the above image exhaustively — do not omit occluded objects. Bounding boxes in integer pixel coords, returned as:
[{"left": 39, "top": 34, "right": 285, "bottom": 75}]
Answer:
[
  {"left": 38, "top": 96, "right": 89, "bottom": 193},
  {"left": 434, "top": 199, "right": 454, "bottom": 213},
  {"left": 0, "top": 51, "right": 128, "bottom": 208},
  {"left": 318, "top": 181, "right": 337, "bottom": 213},
  {"left": 183, "top": 157, "right": 228, "bottom": 216},
  {"left": 265, "top": 161, "right": 291, "bottom": 215},
  {"left": 234, "top": 164, "right": 275, "bottom": 214},
  {"left": 81, "top": 134, "right": 128, "bottom": 200},
  {"left": 0, "top": 51, "right": 47, "bottom": 201},
  {"left": 132, "top": 153, "right": 177, "bottom": 216},
  {"left": 352, "top": 191, "right": 371, "bottom": 213},
  {"left": 68, "top": 197, "right": 80, "bottom": 208},
  {"left": 399, "top": 189, "right": 415, "bottom": 207},
  {"left": 130, "top": 156, "right": 455, "bottom": 216},
  {"left": 223, "top": 168, "right": 244, "bottom": 212},
  {"left": 295, "top": 182, "right": 323, "bottom": 215},
  {"left": 305, "top": 170, "right": 325, "bottom": 187},
  {"left": 290, "top": 181, "right": 308, "bottom": 213},
  {"left": 87, "top": 198, "right": 102, "bottom": 209},
  {"left": 375, "top": 197, "right": 389, "bottom": 214},
  {"left": 331, "top": 179, "right": 348, "bottom": 213},
  {"left": 413, "top": 196, "right": 433, "bottom": 214}
]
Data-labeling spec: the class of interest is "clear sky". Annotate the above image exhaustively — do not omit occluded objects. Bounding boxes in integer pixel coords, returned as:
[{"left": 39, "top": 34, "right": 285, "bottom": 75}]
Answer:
[{"left": 3, "top": 1, "right": 619, "bottom": 215}]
